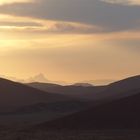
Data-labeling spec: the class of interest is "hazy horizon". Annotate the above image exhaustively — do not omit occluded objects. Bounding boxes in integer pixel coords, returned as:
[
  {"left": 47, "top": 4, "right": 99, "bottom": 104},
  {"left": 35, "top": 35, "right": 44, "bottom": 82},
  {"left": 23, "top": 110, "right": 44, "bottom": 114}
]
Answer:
[
  {"left": 0, "top": 73, "right": 140, "bottom": 86},
  {"left": 0, "top": 0, "right": 140, "bottom": 83}
]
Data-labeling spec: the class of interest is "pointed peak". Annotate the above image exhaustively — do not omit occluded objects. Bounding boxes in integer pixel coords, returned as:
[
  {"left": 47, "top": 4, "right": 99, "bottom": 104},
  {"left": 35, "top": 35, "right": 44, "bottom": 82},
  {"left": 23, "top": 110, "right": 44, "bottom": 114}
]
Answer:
[{"left": 27, "top": 73, "right": 48, "bottom": 83}]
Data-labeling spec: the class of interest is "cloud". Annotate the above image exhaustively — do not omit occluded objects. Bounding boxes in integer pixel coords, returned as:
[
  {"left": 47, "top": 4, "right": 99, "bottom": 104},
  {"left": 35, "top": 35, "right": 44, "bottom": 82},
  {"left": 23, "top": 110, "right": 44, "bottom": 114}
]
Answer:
[
  {"left": 0, "top": 21, "right": 42, "bottom": 27},
  {"left": 101, "top": 0, "right": 140, "bottom": 5},
  {"left": 32, "top": 22, "right": 102, "bottom": 34},
  {"left": 0, "top": 18, "right": 102, "bottom": 34},
  {"left": 0, "top": 0, "right": 140, "bottom": 32}
]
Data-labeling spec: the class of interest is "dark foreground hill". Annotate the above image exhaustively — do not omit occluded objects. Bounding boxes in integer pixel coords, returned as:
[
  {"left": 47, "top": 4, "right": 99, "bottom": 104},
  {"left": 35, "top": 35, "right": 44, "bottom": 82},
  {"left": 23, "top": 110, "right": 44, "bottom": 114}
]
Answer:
[
  {"left": 0, "top": 78, "right": 74, "bottom": 113},
  {"left": 35, "top": 88, "right": 140, "bottom": 130}
]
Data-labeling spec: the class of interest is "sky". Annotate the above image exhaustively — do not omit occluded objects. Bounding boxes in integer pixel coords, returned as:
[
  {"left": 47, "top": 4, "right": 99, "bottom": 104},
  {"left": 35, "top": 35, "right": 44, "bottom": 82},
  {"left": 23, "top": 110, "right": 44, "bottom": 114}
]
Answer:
[{"left": 0, "top": 0, "right": 140, "bottom": 84}]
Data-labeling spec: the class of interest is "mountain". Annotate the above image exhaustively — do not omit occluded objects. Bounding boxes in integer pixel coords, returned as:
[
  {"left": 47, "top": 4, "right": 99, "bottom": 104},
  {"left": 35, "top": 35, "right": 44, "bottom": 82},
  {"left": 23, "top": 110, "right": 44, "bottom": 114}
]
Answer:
[
  {"left": 25, "top": 73, "right": 49, "bottom": 83},
  {"left": 0, "top": 77, "right": 74, "bottom": 113},
  {"left": 0, "top": 74, "right": 49, "bottom": 83},
  {"left": 81, "top": 79, "right": 116, "bottom": 85},
  {"left": 35, "top": 88, "right": 140, "bottom": 130},
  {"left": 28, "top": 75, "right": 140, "bottom": 102},
  {"left": 73, "top": 83, "right": 93, "bottom": 87},
  {"left": 27, "top": 82, "right": 105, "bottom": 101}
]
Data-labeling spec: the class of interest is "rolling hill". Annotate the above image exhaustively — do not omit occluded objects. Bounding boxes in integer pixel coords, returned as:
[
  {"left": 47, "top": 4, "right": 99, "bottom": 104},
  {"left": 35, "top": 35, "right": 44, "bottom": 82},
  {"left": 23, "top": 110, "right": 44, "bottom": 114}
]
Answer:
[
  {"left": 0, "top": 78, "right": 76, "bottom": 113},
  {"left": 97, "top": 75, "right": 140, "bottom": 101},
  {"left": 30, "top": 75, "right": 140, "bottom": 130},
  {"left": 27, "top": 82, "right": 106, "bottom": 101},
  {"left": 28, "top": 75, "right": 140, "bottom": 102},
  {"left": 35, "top": 88, "right": 140, "bottom": 130}
]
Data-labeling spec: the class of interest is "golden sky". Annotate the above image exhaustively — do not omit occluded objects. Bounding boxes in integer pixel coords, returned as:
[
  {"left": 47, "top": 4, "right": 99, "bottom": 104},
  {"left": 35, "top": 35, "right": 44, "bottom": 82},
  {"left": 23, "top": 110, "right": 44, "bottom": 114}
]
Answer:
[
  {"left": 0, "top": 0, "right": 140, "bottom": 84},
  {"left": 0, "top": 0, "right": 33, "bottom": 4}
]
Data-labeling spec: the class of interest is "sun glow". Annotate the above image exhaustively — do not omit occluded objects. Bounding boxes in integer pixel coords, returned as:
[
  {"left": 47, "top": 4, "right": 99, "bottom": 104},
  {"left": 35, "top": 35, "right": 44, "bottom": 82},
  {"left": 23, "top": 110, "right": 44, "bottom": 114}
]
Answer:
[
  {"left": 0, "top": 0, "right": 33, "bottom": 5},
  {"left": 0, "top": 0, "right": 139, "bottom": 82}
]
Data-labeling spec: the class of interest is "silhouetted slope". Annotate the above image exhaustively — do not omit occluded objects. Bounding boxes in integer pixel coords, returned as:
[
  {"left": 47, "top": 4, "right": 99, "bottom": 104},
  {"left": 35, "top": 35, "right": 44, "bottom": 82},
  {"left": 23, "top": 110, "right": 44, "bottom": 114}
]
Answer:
[
  {"left": 97, "top": 75, "right": 140, "bottom": 101},
  {"left": 16, "top": 101, "right": 89, "bottom": 114},
  {"left": 36, "top": 89, "right": 140, "bottom": 130},
  {"left": 27, "top": 82, "right": 62, "bottom": 93},
  {"left": 28, "top": 75, "right": 140, "bottom": 102},
  {"left": 28, "top": 82, "right": 106, "bottom": 101},
  {"left": 0, "top": 78, "right": 72, "bottom": 112}
]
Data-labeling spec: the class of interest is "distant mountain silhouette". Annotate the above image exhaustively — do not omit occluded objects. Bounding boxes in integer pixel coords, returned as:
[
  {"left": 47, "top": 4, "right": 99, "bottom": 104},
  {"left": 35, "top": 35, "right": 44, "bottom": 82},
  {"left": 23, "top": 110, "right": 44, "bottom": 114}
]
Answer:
[
  {"left": 35, "top": 88, "right": 140, "bottom": 130},
  {"left": 28, "top": 75, "right": 140, "bottom": 103},
  {"left": 81, "top": 79, "right": 115, "bottom": 85},
  {"left": 28, "top": 75, "right": 140, "bottom": 130},
  {"left": 0, "top": 78, "right": 73, "bottom": 113},
  {"left": 28, "top": 82, "right": 105, "bottom": 101},
  {"left": 73, "top": 83, "right": 93, "bottom": 87},
  {"left": 26, "top": 73, "right": 49, "bottom": 83}
]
